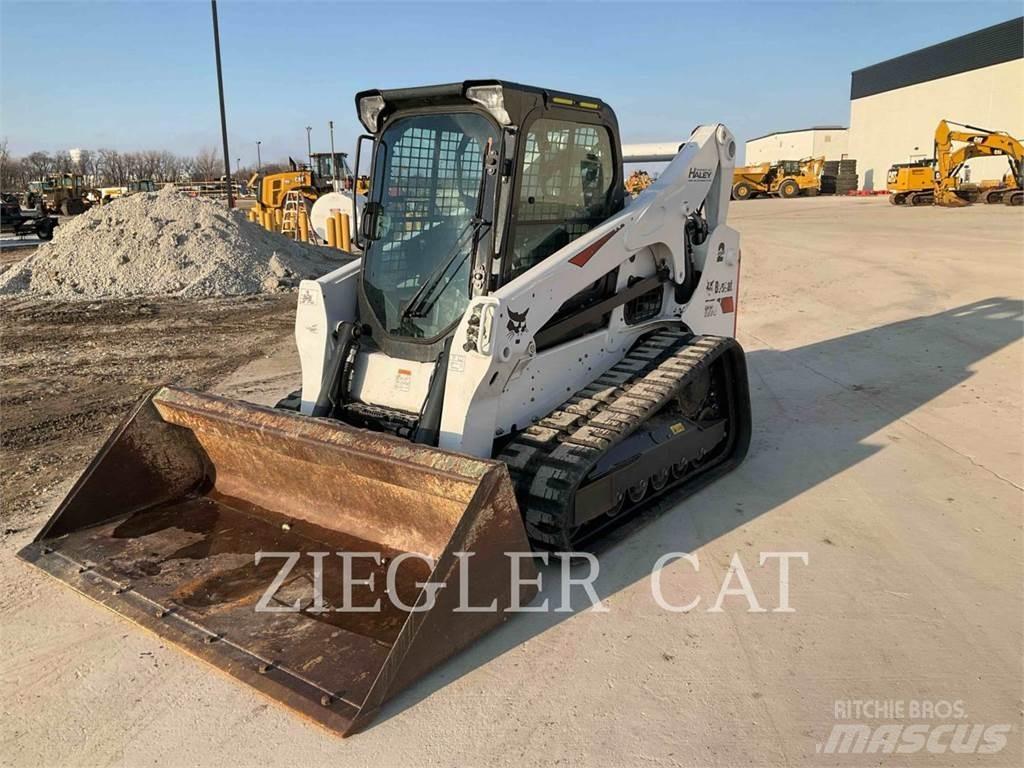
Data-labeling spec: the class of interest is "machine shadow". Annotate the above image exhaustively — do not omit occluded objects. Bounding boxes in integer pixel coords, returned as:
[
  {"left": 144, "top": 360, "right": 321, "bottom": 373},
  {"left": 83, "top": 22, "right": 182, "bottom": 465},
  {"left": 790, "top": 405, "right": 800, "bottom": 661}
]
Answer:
[{"left": 372, "top": 297, "right": 1023, "bottom": 729}]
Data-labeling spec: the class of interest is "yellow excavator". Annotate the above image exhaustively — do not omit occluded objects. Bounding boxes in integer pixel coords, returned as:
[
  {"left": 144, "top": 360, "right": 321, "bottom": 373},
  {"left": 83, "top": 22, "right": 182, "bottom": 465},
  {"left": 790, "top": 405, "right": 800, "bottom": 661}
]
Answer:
[{"left": 888, "top": 120, "right": 1023, "bottom": 206}]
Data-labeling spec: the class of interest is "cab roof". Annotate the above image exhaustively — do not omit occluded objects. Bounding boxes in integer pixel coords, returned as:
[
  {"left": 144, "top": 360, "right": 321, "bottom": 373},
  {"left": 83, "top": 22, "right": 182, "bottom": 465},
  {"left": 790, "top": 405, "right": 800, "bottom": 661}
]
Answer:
[{"left": 355, "top": 79, "right": 616, "bottom": 133}]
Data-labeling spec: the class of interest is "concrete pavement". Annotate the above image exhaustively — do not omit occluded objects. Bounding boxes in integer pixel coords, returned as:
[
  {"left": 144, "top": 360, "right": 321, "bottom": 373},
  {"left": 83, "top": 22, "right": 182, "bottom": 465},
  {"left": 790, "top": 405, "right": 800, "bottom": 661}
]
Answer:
[{"left": 2, "top": 196, "right": 1021, "bottom": 766}]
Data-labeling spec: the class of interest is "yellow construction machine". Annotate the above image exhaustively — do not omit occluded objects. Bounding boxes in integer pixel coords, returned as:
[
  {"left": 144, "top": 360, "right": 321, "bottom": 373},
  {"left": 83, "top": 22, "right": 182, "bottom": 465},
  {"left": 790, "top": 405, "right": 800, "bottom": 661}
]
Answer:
[
  {"left": 26, "top": 173, "right": 89, "bottom": 215},
  {"left": 249, "top": 164, "right": 320, "bottom": 218},
  {"left": 250, "top": 153, "right": 363, "bottom": 228},
  {"left": 886, "top": 160, "right": 934, "bottom": 205},
  {"left": 934, "top": 120, "right": 1023, "bottom": 206},
  {"left": 731, "top": 156, "right": 824, "bottom": 200},
  {"left": 888, "top": 120, "right": 1023, "bottom": 206},
  {"left": 981, "top": 172, "right": 1020, "bottom": 205},
  {"left": 94, "top": 179, "right": 158, "bottom": 205},
  {"left": 625, "top": 169, "right": 653, "bottom": 196}
]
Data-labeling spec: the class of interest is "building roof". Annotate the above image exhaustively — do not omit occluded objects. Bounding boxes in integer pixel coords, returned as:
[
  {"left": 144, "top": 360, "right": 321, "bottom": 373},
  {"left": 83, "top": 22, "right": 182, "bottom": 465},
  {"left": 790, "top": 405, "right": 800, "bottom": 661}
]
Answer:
[
  {"left": 747, "top": 126, "right": 847, "bottom": 144},
  {"left": 850, "top": 16, "right": 1023, "bottom": 100}
]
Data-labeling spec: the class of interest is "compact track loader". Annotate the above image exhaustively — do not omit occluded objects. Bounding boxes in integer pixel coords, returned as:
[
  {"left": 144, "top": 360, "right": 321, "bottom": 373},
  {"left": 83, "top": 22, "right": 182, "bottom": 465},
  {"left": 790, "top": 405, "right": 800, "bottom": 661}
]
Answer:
[{"left": 20, "top": 81, "right": 751, "bottom": 736}]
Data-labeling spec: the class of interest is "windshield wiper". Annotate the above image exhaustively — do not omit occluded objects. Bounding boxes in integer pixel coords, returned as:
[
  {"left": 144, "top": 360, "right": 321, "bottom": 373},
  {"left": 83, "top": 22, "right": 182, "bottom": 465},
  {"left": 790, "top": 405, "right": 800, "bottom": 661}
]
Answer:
[
  {"left": 400, "top": 138, "right": 495, "bottom": 322},
  {"left": 400, "top": 216, "right": 489, "bottom": 320}
]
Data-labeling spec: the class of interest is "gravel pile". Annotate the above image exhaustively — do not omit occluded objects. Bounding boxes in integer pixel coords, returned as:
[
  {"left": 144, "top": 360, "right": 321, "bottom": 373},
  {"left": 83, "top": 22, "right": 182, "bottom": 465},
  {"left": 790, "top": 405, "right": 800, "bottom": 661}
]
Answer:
[{"left": 0, "top": 186, "right": 343, "bottom": 300}]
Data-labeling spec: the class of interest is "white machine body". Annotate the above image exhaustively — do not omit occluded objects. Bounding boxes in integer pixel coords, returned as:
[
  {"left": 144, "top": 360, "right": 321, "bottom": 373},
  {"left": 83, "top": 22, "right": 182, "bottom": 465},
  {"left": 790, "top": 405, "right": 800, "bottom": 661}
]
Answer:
[{"left": 295, "top": 124, "right": 740, "bottom": 459}]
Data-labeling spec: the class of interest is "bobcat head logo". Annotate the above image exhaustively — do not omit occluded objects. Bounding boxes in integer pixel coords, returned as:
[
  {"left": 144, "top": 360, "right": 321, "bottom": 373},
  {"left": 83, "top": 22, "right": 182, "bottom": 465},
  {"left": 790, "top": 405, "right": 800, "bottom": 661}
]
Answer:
[{"left": 507, "top": 307, "right": 529, "bottom": 340}]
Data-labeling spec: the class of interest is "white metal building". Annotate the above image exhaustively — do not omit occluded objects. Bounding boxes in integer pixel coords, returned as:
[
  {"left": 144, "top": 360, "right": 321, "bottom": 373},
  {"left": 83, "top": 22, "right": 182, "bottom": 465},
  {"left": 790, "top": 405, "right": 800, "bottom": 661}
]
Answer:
[
  {"left": 847, "top": 17, "right": 1024, "bottom": 190},
  {"left": 744, "top": 127, "right": 848, "bottom": 165}
]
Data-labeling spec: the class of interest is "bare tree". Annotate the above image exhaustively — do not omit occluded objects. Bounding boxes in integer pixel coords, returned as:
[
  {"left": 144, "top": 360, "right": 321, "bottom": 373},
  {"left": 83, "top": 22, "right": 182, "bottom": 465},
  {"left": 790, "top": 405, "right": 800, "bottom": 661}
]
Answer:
[
  {"left": 73, "top": 148, "right": 92, "bottom": 182},
  {"left": 51, "top": 151, "right": 73, "bottom": 175},
  {"left": 2, "top": 144, "right": 262, "bottom": 192},
  {"left": 178, "top": 154, "right": 197, "bottom": 182},
  {"left": 137, "top": 150, "right": 162, "bottom": 181},
  {"left": 25, "top": 151, "right": 53, "bottom": 180},
  {"left": 158, "top": 151, "right": 183, "bottom": 183},
  {"left": 193, "top": 147, "right": 221, "bottom": 181},
  {"left": 0, "top": 139, "right": 12, "bottom": 193},
  {"left": 0, "top": 140, "right": 27, "bottom": 194},
  {"left": 81, "top": 151, "right": 101, "bottom": 187},
  {"left": 260, "top": 161, "right": 291, "bottom": 175}
]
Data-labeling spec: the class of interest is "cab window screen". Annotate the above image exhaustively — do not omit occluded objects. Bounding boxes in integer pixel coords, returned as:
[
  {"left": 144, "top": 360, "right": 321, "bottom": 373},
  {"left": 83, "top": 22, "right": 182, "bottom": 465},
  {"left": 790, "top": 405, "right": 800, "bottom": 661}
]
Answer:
[
  {"left": 362, "top": 112, "right": 495, "bottom": 339},
  {"left": 508, "top": 118, "right": 614, "bottom": 280}
]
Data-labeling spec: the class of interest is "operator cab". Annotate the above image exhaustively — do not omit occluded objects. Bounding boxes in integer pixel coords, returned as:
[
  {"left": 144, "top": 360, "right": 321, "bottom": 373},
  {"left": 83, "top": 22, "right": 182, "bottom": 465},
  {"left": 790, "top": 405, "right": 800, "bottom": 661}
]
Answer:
[
  {"left": 354, "top": 80, "right": 625, "bottom": 362},
  {"left": 311, "top": 152, "right": 354, "bottom": 189}
]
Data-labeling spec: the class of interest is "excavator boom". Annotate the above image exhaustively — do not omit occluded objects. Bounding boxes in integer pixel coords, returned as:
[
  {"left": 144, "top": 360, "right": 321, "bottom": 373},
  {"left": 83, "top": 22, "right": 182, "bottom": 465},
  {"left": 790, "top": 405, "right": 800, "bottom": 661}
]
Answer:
[{"left": 933, "top": 120, "right": 1024, "bottom": 206}]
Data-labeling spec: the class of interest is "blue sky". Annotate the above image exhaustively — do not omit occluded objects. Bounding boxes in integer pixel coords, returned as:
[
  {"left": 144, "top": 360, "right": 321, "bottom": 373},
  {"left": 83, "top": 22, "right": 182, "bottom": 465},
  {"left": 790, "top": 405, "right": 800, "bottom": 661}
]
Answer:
[{"left": 1, "top": 1, "right": 1020, "bottom": 165}]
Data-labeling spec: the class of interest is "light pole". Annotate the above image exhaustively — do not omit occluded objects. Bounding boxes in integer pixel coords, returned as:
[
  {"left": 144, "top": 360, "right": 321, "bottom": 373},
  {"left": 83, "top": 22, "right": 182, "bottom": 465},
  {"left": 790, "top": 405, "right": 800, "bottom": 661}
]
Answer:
[
  {"left": 328, "top": 120, "right": 338, "bottom": 192},
  {"left": 256, "top": 140, "right": 262, "bottom": 172},
  {"left": 210, "top": 0, "right": 233, "bottom": 208},
  {"left": 305, "top": 126, "right": 312, "bottom": 171}
]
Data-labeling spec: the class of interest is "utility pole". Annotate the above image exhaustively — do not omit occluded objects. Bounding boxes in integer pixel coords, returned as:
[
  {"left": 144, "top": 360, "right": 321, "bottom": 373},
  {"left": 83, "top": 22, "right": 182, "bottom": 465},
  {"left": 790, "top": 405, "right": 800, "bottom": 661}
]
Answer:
[
  {"left": 210, "top": 0, "right": 233, "bottom": 208},
  {"left": 256, "top": 140, "right": 262, "bottom": 172},
  {"left": 329, "top": 120, "right": 338, "bottom": 192},
  {"left": 306, "top": 126, "right": 313, "bottom": 171}
]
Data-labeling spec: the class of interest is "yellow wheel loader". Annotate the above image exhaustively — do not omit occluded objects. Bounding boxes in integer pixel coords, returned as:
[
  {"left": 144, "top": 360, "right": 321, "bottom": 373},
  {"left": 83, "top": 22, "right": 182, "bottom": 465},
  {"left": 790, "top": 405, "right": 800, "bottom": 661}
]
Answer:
[
  {"left": 19, "top": 81, "right": 752, "bottom": 736},
  {"left": 250, "top": 153, "right": 360, "bottom": 228},
  {"left": 249, "top": 163, "right": 321, "bottom": 221},
  {"left": 26, "top": 172, "right": 89, "bottom": 215},
  {"left": 731, "top": 156, "right": 824, "bottom": 200}
]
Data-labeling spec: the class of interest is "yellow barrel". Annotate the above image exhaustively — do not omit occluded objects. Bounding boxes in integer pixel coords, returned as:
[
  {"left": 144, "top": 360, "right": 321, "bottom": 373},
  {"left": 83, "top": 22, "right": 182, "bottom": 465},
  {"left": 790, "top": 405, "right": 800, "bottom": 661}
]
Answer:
[
  {"left": 332, "top": 211, "right": 342, "bottom": 249},
  {"left": 298, "top": 210, "right": 309, "bottom": 243},
  {"left": 339, "top": 212, "right": 351, "bottom": 252},
  {"left": 326, "top": 216, "right": 338, "bottom": 248}
]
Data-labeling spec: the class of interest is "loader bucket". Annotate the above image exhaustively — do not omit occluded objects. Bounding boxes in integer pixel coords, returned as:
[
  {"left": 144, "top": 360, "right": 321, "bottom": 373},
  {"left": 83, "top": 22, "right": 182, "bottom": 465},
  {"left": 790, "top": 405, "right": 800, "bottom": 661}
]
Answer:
[{"left": 18, "top": 386, "right": 537, "bottom": 736}]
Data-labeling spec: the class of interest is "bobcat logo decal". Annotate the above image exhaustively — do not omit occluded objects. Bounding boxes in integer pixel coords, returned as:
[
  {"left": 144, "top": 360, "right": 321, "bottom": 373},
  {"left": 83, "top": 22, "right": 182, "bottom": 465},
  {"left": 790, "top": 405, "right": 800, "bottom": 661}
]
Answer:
[{"left": 507, "top": 307, "right": 529, "bottom": 341}]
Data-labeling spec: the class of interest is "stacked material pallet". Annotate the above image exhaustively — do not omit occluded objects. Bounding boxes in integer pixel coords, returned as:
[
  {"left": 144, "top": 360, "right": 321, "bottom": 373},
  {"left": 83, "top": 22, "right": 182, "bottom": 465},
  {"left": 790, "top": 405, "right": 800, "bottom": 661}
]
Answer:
[
  {"left": 836, "top": 159, "right": 859, "bottom": 194},
  {"left": 820, "top": 161, "right": 839, "bottom": 194},
  {"left": 819, "top": 159, "right": 860, "bottom": 195}
]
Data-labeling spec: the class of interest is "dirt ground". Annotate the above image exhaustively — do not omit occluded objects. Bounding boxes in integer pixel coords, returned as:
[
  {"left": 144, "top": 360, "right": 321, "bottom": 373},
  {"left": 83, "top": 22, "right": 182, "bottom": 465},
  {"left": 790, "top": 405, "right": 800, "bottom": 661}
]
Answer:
[
  {"left": 1, "top": 197, "right": 1022, "bottom": 766},
  {"left": 0, "top": 294, "right": 295, "bottom": 538}
]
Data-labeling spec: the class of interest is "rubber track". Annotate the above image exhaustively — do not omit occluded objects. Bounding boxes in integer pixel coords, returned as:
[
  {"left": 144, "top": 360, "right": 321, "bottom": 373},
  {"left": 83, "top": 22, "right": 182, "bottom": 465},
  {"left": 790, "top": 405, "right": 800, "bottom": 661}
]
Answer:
[{"left": 498, "top": 330, "right": 735, "bottom": 548}]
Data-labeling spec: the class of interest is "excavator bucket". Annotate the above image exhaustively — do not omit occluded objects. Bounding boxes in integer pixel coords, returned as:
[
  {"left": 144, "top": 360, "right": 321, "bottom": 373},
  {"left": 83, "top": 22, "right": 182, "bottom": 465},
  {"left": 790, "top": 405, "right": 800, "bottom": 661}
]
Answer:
[{"left": 17, "top": 386, "right": 537, "bottom": 736}]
